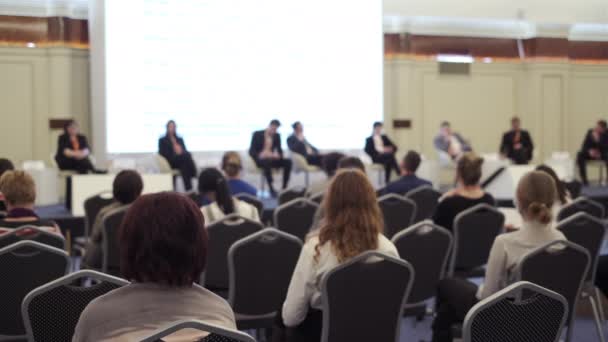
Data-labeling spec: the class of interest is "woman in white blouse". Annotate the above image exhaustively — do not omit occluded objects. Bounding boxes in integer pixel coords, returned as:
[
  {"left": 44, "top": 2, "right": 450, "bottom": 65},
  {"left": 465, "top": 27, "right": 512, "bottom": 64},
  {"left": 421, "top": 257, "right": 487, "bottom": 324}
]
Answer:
[
  {"left": 431, "top": 171, "right": 567, "bottom": 342},
  {"left": 278, "top": 169, "right": 398, "bottom": 341},
  {"left": 198, "top": 168, "right": 260, "bottom": 225}
]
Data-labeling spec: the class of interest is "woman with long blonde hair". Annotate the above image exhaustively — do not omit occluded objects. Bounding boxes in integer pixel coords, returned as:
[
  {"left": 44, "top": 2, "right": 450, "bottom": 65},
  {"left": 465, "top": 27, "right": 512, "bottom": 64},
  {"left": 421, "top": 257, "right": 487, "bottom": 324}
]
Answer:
[{"left": 279, "top": 169, "right": 398, "bottom": 342}]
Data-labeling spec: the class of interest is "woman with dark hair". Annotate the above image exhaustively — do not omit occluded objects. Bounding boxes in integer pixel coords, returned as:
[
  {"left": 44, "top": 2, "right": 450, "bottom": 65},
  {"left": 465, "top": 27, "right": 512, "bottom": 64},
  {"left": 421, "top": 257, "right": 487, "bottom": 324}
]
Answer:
[
  {"left": 158, "top": 120, "right": 197, "bottom": 191},
  {"left": 54, "top": 120, "right": 96, "bottom": 174},
  {"left": 536, "top": 164, "right": 571, "bottom": 206},
  {"left": 73, "top": 192, "right": 236, "bottom": 341},
  {"left": 198, "top": 168, "right": 260, "bottom": 225}
]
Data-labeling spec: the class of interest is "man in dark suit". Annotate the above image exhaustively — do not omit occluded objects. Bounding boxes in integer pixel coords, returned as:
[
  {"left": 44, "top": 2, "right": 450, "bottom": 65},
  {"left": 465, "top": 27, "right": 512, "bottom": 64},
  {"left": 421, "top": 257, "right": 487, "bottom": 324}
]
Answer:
[
  {"left": 55, "top": 120, "right": 96, "bottom": 174},
  {"left": 365, "top": 121, "right": 399, "bottom": 183},
  {"left": 500, "top": 117, "right": 534, "bottom": 165},
  {"left": 577, "top": 120, "right": 608, "bottom": 185},
  {"left": 158, "top": 120, "right": 197, "bottom": 191},
  {"left": 249, "top": 119, "right": 292, "bottom": 197},
  {"left": 287, "top": 121, "right": 323, "bottom": 167}
]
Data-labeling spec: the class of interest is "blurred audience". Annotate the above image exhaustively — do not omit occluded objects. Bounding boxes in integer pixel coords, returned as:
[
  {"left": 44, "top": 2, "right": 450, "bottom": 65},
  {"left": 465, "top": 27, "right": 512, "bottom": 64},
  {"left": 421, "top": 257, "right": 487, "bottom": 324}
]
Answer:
[
  {"left": 382, "top": 150, "right": 432, "bottom": 196},
  {"left": 221, "top": 151, "right": 257, "bottom": 197}
]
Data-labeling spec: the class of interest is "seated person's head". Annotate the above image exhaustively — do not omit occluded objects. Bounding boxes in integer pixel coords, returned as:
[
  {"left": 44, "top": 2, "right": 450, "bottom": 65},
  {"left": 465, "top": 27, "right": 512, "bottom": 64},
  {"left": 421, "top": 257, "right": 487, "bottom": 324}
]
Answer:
[
  {"left": 120, "top": 192, "right": 207, "bottom": 286},
  {"left": 440, "top": 121, "right": 451, "bottom": 135},
  {"left": 317, "top": 169, "right": 383, "bottom": 262},
  {"left": 516, "top": 171, "right": 557, "bottom": 225},
  {"left": 0, "top": 158, "right": 14, "bottom": 179},
  {"left": 456, "top": 152, "right": 483, "bottom": 187},
  {"left": 113, "top": 170, "right": 143, "bottom": 205},
  {"left": 198, "top": 168, "right": 234, "bottom": 214},
  {"left": 268, "top": 119, "right": 281, "bottom": 135},
  {"left": 337, "top": 156, "right": 365, "bottom": 173},
  {"left": 402, "top": 151, "right": 422, "bottom": 175},
  {"left": 0, "top": 171, "right": 36, "bottom": 210},
  {"left": 596, "top": 120, "right": 607, "bottom": 134},
  {"left": 64, "top": 120, "right": 79, "bottom": 136},
  {"left": 321, "top": 152, "right": 346, "bottom": 178},
  {"left": 535, "top": 164, "right": 568, "bottom": 205},
  {"left": 372, "top": 121, "right": 383, "bottom": 135},
  {"left": 292, "top": 121, "right": 303, "bottom": 134},
  {"left": 221, "top": 152, "right": 243, "bottom": 179}
]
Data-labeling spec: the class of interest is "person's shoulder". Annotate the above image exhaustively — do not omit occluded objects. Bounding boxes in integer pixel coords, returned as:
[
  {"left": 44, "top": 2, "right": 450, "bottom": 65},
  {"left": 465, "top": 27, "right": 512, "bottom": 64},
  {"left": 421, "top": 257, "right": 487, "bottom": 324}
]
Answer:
[
  {"left": 77, "top": 285, "right": 131, "bottom": 324},
  {"left": 482, "top": 192, "right": 495, "bottom": 203}
]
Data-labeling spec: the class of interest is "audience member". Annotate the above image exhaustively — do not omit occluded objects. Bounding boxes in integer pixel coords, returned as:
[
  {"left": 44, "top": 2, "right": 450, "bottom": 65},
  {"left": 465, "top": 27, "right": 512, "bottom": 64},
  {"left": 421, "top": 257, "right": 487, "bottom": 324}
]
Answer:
[
  {"left": 364, "top": 121, "right": 399, "bottom": 183},
  {"left": 308, "top": 152, "right": 345, "bottom": 195},
  {"left": 278, "top": 169, "right": 399, "bottom": 342},
  {"left": 536, "top": 164, "right": 571, "bottom": 207},
  {"left": 500, "top": 116, "right": 534, "bottom": 164},
  {"left": 82, "top": 170, "right": 143, "bottom": 269},
  {"left": 249, "top": 119, "right": 292, "bottom": 197},
  {"left": 54, "top": 120, "right": 97, "bottom": 174},
  {"left": 382, "top": 150, "right": 432, "bottom": 195},
  {"left": 0, "top": 170, "right": 58, "bottom": 233},
  {"left": 198, "top": 168, "right": 260, "bottom": 225},
  {"left": 158, "top": 120, "right": 197, "bottom": 191},
  {"left": 433, "top": 152, "right": 494, "bottom": 231},
  {"left": 221, "top": 151, "right": 257, "bottom": 197},
  {"left": 287, "top": 121, "right": 324, "bottom": 167},
  {"left": 576, "top": 120, "right": 608, "bottom": 185},
  {"left": 433, "top": 121, "right": 472, "bottom": 160},
  {"left": 431, "top": 171, "right": 566, "bottom": 342},
  {"left": 73, "top": 192, "right": 236, "bottom": 341},
  {"left": 0, "top": 158, "right": 15, "bottom": 215}
]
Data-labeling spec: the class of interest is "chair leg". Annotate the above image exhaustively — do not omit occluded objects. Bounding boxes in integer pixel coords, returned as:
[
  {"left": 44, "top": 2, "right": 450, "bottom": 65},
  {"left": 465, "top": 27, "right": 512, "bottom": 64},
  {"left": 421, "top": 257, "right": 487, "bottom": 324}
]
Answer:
[
  {"left": 589, "top": 294, "right": 607, "bottom": 342},
  {"left": 260, "top": 174, "right": 266, "bottom": 196},
  {"left": 305, "top": 171, "right": 310, "bottom": 187},
  {"left": 596, "top": 287, "right": 606, "bottom": 323}
]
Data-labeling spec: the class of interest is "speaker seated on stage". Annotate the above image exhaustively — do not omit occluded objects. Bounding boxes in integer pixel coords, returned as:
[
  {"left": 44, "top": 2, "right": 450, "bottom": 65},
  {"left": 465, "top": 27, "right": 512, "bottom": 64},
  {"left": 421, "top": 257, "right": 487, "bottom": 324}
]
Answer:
[
  {"left": 0, "top": 170, "right": 60, "bottom": 234},
  {"left": 158, "top": 120, "right": 197, "bottom": 191},
  {"left": 380, "top": 150, "right": 432, "bottom": 196},
  {"left": 0, "top": 158, "right": 15, "bottom": 218},
  {"left": 221, "top": 151, "right": 257, "bottom": 197},
  {"left": 287, "top": 121, "right": 324, "bottom": 167},
  {"left": 82, "top": 170, "right": 143, "bottom": 270},
  {"left": 433, "top": 121, "right": 472, "bottom": 162},
  {"left": 55, "top": 120, "right": 99, "bottom": 174},
  {"left": 364, "top": 121, "right": 399, "bottom": 183},
  {"left": 500, "top": 116, "right": 534, "bottom": 165},
  {"left": 249, "top": 119, "right": 292, "bottom": 197},
  {"left": 576, "top": 119, "right": 608, "bottom": 186}
]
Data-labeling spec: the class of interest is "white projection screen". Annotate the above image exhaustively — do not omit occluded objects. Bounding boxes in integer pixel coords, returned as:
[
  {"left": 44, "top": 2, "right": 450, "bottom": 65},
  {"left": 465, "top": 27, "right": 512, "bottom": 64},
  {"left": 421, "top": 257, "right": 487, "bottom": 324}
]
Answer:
[{"left": 93, "top": 0, "right": 383, "bottom": 154}]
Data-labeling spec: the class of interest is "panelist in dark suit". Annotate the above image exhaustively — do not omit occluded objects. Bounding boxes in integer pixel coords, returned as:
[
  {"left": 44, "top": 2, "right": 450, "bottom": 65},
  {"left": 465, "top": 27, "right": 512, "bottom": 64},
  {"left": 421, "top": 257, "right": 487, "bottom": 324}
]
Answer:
[
  {"left": 158, "top": 120, "right": 197, "bottom": 191},
  {"left": 500, "top": 117, "right": 534, "bottom": 165},
  {"left": 249, "top": 119, "right": 292, "bottom": 197},
  {"left": 365, "top": 121, "right": 399, "bottom": 183},
  {"left": 55, "top": 120, "right": 96, "bottom": 174},
  {"left": 287, "top": 121, "right": 323, "bottom": 167},
  {"left": 577, "top": 120, "right": 608, "bottom": 185}
]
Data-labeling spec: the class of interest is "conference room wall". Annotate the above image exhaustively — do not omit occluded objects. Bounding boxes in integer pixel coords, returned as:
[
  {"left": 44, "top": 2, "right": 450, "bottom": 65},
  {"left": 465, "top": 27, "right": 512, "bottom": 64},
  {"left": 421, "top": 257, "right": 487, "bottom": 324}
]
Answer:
[{"left": 0, "top": 47, "right": 90, "bottom": 166}]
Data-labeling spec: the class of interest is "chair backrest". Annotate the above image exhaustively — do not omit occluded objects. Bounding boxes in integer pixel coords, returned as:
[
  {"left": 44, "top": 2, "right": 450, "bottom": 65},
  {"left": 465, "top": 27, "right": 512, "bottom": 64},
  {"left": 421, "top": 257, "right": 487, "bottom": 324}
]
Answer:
[
  {"left": 234, "top": 193, "right": 264, "bottom": 218},
  {"left": 516, "top": 240, "right": 589, "bottom": 338},
  {"left": 391, "top": 221, "right": 452, "bottom": 304},
  {"left": 377, "top": 194, "right": 417, "bottom": 239},
  {"left": 0, "top": 241, "right": 68, "bottom": 338},
  {"left": 205, "top": 214, "right": 263, "bottom": 289},
  {"left": 186, "top": 191, "right": 202, "bottom": 206},
  {"left": 557, "top": 212, "right": 605, "bottom": 284},
  {"left": 83, "top": 191, "right": 114, "bottom": 237},
  {"left": 309, "top": 191, "right": 324, "bottom": 205},
  {"left": 139, "top": 320, "right": 256, "bottom": 342},
  {"left": 557, "top": 197, "right": 605, "bottom": 221},
  {"left": 405, "top": 186, "right": 441, "bottom": 223},
  {"left": 273, "top": 198, "right": 319, "bottom": 241},
  {"left": 321, "top": 251, "right": 414, "bottom": 342},
  {"left": 228, "top": 228, "right": 302, "bottom": 317},
  {"left": 291, "top": 152, "right": 312, "bottom": 172},
  {"left": 22, "top": 270, "right": 128, "bottom": 342},
  {"left": 0, "top": 225, "right": 65, "bottom": 250},
  {"left": 563, "top": 181, "right": 582, "bottom": 199},
  {"left": 155, "top": 154, "right": 174, "bottom": 173},
  {"left": 101, "top": 206, "right": 129, "bottom": 275},
  {"left": 463, "top": 281, "right": 568, "bottom": 342},
  {"left": 449, "top": 203, "right": 504, "bottom": 276},
  {"left": 278, "top": 186, "right": 308, "bottom": 206}
]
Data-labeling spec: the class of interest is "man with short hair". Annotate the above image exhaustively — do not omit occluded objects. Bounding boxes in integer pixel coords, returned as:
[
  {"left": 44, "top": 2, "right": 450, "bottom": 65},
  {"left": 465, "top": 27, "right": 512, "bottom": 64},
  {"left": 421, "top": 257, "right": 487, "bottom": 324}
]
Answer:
[
  {"left": 249, "top": 119, "right": 292, "bottom": 197},
  {"left": 382, "top": 151, "right": 432, "bottom": 196},
  {"left": 364, "top": 121, "right": 399, "bottom": 183},
  {"left": 577, "top": 120, "right": 608, "bottom": 185},
  {"left": 434, "top": 121, "right": 472, "bottom": 160},
  {"left": 287, "top": 121, "right": 323, "bottom": 167},
  {"left": 500, "top": 117, "right": 534, "bottom": 165}
]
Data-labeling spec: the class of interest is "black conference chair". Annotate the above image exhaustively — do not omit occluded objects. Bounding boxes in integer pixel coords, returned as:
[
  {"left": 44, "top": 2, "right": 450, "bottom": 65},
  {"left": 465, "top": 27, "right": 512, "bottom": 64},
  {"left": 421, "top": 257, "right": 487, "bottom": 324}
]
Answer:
[
  {"left": 563, "top": 180, "right": 582, "bottom": 199},
  {"left": 448, "top": 203, "right": 504, "bottom": 277},
  {"left": 234, "top": 193, "right": 264, "bottom": 218},
  {"left": 0, "top": 241, "right": 69, "bottom": 340},
  {"left": 83, "top": 191, "right": 114, "bottom": 239},
  {"left": 515, "top": 240, "right": 590, "bottom": 342},
  {"left": 0, "top": 225, "right": 65, "bottom": 250},
  {"left": 557, "top": 197, "right": 605, "bottom": 221},
  {"left": 462, "top": 281, "right": 568, "bottom": 342},
  {"left": 273, "top": 198, "right": 319, "bottom": 241},
  {"left": 139, "top": 320, "right": 256, "bottom": 342},
  {"left": 391, "top": 221, "right": 452, "bottom": 316},
  {"left": 377, "top": 194, "right": 417, "bottom": 239},
  {"left": 320, "top": 251, "right": 414, "bottom": 342},
  {"left": 557, "top": 213, "right": 606, "bottom": 341},
  {"left": 405, "top": 186, "right": 441, "bottom": 223},
  {"left": 228, "top": 228, "right": 302, "bottom": 330},
  {"left": 308, "top": 191, "right": 324, "bottom": 205},
  {"left": 277, "top": 186, "right": 308, "bottom": 206},
  {"left": 186, "top": 191, "right": 203, "bottom": 206},
  {"left": 22, "top": 270, "right": 128, "bottom": 342},
  {"left": 101, "top": 206, "right": 129, "bottom": 276},
  {"left": 205, "top": 214, "right": 263, "bottom": 291}
]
